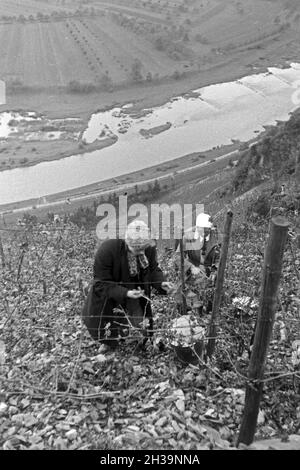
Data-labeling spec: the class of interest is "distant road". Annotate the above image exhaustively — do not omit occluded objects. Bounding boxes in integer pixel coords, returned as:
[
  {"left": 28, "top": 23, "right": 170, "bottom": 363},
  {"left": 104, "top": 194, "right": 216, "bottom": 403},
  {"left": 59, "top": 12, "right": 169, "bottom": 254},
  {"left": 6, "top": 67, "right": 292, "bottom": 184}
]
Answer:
[{"left": 0, "top": 148, "right": 240, "bottom": 217}]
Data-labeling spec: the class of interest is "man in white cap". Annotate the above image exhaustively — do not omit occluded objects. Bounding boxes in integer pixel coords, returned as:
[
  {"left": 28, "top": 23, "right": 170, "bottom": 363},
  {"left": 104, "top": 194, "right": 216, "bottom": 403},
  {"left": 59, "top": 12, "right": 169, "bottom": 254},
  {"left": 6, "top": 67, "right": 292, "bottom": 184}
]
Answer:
[
  {"left": 176, "top": 212, "right": 215, "bottom": 273},
  {"left": 175, "top": 212, "right": 221, "bottom": 314},
  {"left": 82, "top": 220, "right": 175, "bottom": 350}
]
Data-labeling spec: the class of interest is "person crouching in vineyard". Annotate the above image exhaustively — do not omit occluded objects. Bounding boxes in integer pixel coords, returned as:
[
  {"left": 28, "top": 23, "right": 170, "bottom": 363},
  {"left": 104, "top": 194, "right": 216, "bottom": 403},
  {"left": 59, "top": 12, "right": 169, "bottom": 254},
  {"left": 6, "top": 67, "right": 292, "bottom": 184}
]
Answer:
[
  {"left": 174, "top": 212, "right": 221, "bottom": 315},
  {"left": 82, "top": 220, "right": 175, "bottom": 352}
]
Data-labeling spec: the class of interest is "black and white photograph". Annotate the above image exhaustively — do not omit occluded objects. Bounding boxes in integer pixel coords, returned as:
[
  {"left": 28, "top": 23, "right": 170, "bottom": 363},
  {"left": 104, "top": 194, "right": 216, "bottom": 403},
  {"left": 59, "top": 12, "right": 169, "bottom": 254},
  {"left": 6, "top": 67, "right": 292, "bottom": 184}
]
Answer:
[{"left": 0, "top": 0, "right": 299, "bottom": 454}]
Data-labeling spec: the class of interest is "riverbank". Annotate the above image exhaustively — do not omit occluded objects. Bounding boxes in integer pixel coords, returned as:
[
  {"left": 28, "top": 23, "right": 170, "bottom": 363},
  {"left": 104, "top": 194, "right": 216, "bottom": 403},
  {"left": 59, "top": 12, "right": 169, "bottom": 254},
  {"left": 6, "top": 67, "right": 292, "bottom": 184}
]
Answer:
[
  {"left": 0, "top": 133, "right": 117, "bottom": 172},
  {"left": 0, "top": 28, "right": 299, "bottom": 173},
  {"left": 0, "top": 140, "right": 242, "bottom": 215}
]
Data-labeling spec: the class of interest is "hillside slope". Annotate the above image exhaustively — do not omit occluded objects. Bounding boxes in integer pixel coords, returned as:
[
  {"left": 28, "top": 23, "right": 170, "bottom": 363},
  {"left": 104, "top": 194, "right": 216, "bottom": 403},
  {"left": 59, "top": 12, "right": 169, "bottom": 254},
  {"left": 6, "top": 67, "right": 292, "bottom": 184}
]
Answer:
[
  {"left": 232, "top": 108, "right": 300, "bottom": 194},
  {"left": 0, "top": 199, "right": 299, "bottom": 450}
]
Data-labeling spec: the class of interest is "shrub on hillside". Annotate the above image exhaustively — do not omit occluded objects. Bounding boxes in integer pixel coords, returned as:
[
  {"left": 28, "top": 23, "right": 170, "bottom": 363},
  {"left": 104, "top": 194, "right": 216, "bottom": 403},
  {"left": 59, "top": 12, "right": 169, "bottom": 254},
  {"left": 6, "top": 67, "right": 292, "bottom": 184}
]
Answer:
[
  {"left": 247, "top": 192, "right": 271, "bottom": 219},
  {"left": 21, "top": 212, "right": 38, "bottom": 226},
  {"left": 98, "top": 74, "right": 114, "bottom": 92},
  {"left": 130, "top": 59, "right": 144, "bottom": 83},
  {"left": 195, "top": 33, "right": 209, "bottom": 44},
  {"left": 67, "top": 80, "right": 96, "bottom": 93},
  {"left": 154, "top": 34, "right": 192, "bottom": 60},
  {"left": 7, "top": 79, "right": 24, "bottom": 91},
  {"left": 172, "top": 70, "right": 183, "bottom": 80},
  {"left": 69, "top": 206, "right": 97, "bottom": 227}
]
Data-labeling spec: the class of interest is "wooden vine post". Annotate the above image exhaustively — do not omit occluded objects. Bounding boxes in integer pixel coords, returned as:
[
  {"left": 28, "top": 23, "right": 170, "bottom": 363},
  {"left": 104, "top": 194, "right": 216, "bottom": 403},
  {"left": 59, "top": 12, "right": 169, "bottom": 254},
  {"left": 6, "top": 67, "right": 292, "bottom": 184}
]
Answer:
[
  {"left": 237, "top": 216, "right": 289, "bottom": 446},
  {"left": 180, "top": 226, "right": 187, "bottom": 315},
  {"left": 0, "top": 235, "right": 5, "bottom": 269},
  {"left": 206, "top": 209, "right": 233, "bottom": 359}
]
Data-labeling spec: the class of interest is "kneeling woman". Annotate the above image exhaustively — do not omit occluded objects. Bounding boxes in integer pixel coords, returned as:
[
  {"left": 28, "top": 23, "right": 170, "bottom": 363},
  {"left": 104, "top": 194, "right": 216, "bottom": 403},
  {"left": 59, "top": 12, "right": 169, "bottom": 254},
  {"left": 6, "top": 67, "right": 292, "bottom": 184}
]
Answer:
[{"left": 82, "top": 220, "right": 174, "bottom": 348}]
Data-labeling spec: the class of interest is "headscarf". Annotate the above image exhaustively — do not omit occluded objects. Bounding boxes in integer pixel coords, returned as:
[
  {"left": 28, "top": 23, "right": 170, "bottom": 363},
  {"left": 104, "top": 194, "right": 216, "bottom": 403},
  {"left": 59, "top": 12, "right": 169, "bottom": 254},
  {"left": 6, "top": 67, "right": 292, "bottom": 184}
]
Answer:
[{"left": 125, "top": 220, "right": 153, "bottom": 277}]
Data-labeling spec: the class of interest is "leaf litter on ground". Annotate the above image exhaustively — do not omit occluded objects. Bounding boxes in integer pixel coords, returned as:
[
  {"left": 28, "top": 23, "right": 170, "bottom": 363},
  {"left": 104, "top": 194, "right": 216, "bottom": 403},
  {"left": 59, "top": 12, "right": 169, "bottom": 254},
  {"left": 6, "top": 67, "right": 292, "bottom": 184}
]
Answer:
[{"left": 0, "top": 208, "right": 299, "bottom": 450}]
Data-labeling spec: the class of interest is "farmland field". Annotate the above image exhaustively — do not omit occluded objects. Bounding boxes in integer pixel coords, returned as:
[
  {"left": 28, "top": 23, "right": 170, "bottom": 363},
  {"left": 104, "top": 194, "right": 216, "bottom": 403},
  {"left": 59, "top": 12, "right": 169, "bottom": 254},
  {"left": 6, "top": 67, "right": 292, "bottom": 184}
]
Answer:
[
  {"left": 0, "top": 0, "right": 81, "bottom": 17},
  {"left": 0, "top": 0, "right": 300, "bottom": 180},
  {"left": 0, "top": 0, "right": 299, "bottom": 90},
  {"left": 0, "top": 14, "right": 181, "bottom": 88}
]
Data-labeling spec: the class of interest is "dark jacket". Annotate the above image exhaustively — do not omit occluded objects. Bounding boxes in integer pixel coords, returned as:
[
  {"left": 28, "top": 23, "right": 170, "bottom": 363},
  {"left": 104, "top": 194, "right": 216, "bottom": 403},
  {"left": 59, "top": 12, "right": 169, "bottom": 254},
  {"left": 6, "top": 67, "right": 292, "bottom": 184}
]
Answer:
[
  {"left": 82, "top": 239, "right": 165, "bottom": 343},
  {"left": 175, "top": 228, "right": 221, "bottom": 270}
]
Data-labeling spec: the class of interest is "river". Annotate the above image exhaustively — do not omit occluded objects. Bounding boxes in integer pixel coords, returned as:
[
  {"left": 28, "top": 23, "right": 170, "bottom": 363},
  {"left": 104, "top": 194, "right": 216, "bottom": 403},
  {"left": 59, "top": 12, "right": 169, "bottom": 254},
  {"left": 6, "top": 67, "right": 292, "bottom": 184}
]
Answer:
[{"left": 0, "top": 63, "right": 300, "bottom": 206}]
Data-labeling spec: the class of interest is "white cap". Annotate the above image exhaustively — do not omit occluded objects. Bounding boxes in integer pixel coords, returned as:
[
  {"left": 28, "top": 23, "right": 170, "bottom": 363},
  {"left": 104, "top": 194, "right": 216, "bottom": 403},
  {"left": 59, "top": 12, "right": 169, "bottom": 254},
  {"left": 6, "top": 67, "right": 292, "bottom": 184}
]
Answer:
[
  {"left": 196, "top": 213, "right": 212, "bottom": 229},
  {"left": 193, "top": 213, "right": 212, "bottom": 241}
]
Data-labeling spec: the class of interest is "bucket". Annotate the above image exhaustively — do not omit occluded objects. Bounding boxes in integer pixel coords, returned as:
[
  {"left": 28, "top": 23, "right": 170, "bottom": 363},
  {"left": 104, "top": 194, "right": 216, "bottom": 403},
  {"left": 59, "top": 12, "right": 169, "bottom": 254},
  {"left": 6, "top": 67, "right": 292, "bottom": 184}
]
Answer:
[
  {"left": 170, "top": 315, "right": 206, "bottom": 365},
  {"left": 173, "top": 341, "right": 204, "bottom": 365}
]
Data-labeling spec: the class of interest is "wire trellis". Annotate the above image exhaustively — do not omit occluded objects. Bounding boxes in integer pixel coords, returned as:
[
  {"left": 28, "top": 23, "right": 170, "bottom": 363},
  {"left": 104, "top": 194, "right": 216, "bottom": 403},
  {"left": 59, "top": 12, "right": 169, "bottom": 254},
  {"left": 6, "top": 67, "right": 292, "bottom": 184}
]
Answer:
[{"left": 0, "top": 210, "right": 299, "bottom": 401}]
